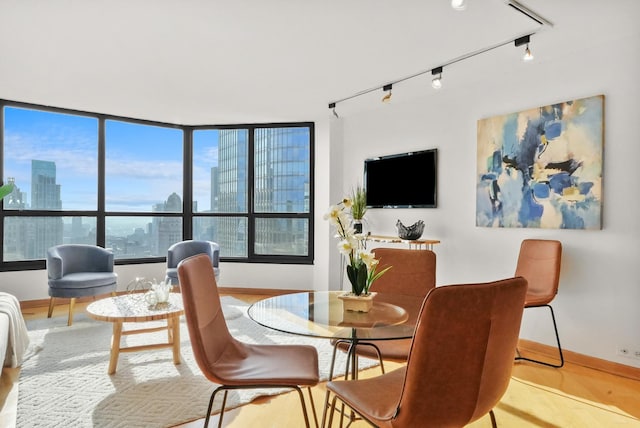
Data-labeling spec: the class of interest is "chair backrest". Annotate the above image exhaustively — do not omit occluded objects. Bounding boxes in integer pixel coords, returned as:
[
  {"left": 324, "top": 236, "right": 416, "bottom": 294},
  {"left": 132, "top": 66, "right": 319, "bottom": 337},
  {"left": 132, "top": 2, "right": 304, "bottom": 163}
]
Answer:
[
  {"left": 514, "top": 239, "right": 562, "bottom": 305},
  {"left": 47, "top": 244, "right": 114, "bottom": 279},
  {"left": 167, "top": 240, "right": 220, "bottom": 269},
  {"left": 177, "top": 253, "right": 236, "bottom": 384},
  {"left": 394, "top": 277, "right": 527, "bottom": 427},
  {"left": 370, "top": 248, "right": 436, "bottom": 297}
]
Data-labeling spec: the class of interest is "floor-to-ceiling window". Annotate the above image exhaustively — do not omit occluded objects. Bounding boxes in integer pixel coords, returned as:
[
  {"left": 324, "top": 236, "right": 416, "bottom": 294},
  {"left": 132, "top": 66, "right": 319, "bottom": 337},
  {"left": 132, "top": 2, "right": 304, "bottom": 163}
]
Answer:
[
  {"left": 192, "top": 125, "right": 312, "bottom": 262},
  {"left": 0, "top": 100, "right": 314, "bottom": 270}
]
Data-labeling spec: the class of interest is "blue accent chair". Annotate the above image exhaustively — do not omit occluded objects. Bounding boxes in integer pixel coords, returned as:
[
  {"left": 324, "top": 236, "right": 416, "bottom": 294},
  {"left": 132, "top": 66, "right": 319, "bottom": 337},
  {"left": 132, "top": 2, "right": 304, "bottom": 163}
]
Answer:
[
  {"left": 46, "top": 244, "right": 118, "bottom": 326},
  {"left": 166, "top": 240, "right": 220, "bottom": 286}
]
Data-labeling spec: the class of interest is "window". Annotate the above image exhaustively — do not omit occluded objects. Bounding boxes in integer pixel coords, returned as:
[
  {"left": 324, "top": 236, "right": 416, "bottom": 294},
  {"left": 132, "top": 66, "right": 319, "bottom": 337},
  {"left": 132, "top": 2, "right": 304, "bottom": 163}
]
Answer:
[
  {"left": 105, "top": 120, "right": 184, "bottom": 259},
  {"left": 192, "top": 126, "right": 313, "bottom": 262},
  {"left": 0, "top": 100, "right": 314, "bottom": 269},
  {"left": 2, "top": 107, "right": 99, "bottom": 262}
]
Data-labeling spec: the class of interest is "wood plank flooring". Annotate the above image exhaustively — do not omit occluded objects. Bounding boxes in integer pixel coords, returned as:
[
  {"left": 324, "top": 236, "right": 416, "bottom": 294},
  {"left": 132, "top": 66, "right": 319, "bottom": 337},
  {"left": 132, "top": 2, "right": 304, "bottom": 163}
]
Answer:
[{"left": 3, "top": 293, "right": 640, "bottom": 427}]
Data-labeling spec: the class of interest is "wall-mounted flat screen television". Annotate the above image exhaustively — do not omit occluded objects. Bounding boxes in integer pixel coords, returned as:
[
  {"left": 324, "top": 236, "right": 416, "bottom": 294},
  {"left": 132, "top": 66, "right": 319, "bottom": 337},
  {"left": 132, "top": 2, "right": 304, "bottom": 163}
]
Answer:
[{"left": 364, "top": 149, "right": 437, "bottom": 208}]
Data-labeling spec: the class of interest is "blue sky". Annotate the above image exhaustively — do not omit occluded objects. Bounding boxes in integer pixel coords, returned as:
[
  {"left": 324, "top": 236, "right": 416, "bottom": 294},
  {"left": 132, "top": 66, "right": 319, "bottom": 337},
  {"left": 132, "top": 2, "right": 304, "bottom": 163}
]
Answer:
[{"left": 3, "top": 106, "right": 220, "bottom": 212}]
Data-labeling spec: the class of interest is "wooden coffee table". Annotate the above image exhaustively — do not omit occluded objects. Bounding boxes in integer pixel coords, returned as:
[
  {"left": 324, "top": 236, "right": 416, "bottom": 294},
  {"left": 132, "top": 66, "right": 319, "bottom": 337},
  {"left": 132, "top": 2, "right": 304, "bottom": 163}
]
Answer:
[{"left": 86, "top": 292, "right": 184, "bottom": 374}]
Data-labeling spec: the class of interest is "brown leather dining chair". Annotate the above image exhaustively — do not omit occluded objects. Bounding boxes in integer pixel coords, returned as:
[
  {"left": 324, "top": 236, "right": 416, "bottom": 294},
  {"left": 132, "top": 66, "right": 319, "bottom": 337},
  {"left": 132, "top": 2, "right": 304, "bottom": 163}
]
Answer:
[
  {"left": 326, "top": 277, "right": 528, "bottom": 428},
  {"left": 334, "top": 248, "right": 436, "bottom": 374},
  {"left": 514, "top": 239, "right": 564, "bottom": 368},
  {"left": 177, "top": 254, "right": 320, "bottom": 428}
]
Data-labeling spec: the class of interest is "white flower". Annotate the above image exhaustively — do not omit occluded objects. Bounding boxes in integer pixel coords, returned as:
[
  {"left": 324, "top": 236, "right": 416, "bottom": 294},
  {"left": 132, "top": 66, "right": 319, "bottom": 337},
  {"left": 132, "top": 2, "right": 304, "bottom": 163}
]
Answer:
[
  {"left": 357, "top": 249, "right": 376, "bottom": 268},
  {"left": 337, "top": 239, "right": 354, "bottom": 256},
  {"left": 342, "top": 198, "right": 353, "bottom": 209},
  {"left": 323, "top": 205, "right": 341, "bottom": 222}
]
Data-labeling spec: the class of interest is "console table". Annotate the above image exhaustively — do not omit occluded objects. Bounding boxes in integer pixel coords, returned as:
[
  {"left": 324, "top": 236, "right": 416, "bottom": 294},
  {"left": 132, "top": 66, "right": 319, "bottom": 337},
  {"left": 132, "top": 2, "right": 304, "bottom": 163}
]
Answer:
[{"left": 366, "top": 234, "right": 440, "bottom": 250}]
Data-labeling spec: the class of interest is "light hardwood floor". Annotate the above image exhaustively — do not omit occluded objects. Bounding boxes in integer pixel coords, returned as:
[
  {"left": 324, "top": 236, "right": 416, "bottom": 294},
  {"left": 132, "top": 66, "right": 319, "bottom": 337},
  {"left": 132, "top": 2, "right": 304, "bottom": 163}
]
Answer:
[{"left": 3, "top": 294, "right": 640, "bottom": 428}]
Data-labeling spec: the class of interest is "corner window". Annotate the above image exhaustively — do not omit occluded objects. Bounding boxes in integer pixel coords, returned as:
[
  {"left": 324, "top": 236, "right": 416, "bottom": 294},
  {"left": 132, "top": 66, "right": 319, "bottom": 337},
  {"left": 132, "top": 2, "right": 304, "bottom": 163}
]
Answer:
[{"left": 1, "top": 100, "right": 314, "bottom": 268}]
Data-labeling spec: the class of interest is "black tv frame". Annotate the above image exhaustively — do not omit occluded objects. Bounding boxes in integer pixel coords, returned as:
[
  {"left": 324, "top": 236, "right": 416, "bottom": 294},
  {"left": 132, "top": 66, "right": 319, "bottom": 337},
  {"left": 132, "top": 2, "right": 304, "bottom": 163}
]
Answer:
[{"left": 364, "top": 148, "right": 437, "bottom": 208}]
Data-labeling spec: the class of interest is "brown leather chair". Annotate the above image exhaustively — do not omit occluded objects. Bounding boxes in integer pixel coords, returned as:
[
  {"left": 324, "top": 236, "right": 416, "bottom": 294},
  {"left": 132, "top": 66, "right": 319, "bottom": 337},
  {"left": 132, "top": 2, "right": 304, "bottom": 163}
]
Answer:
[
  {"left": 177, "top": 254, "right": 319, "bottom": 428},
  {"left": 326, "top": 277, "right": 528, "bottom": 428},
  {"left": 334, "top": 248, "right": 436, "bottom": 374},
  {"left": 514, "top": 239, "right": 564, "bottom": 368}
]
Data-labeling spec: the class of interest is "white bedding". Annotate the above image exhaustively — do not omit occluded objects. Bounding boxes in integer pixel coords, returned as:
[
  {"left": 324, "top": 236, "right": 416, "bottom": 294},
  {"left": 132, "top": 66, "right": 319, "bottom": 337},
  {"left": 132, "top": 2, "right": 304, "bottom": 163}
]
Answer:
[{"left": 0, "top": 292, "right": 30, "bottom": 367}]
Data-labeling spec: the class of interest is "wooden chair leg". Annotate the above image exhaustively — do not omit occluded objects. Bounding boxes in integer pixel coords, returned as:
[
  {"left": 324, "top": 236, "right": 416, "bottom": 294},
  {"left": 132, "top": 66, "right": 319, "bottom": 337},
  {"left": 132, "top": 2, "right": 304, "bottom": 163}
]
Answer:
[
  {"left": 67, "top": 298, "right": 76, "bottom": 326},
  {"left": 47, "top": 297, "right": 55, "bottom": 318}
]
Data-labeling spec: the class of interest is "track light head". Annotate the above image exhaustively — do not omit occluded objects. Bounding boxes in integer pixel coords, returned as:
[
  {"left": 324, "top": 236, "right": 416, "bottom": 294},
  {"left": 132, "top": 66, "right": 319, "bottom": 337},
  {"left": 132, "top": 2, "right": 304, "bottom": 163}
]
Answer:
[
  {"left": 523, "top": 44, "right": 534, "bottom": 61},
  {"left": 381, "top": 84, "right": 393, "bottom": 103},
  {"left": 328, "top": 102, "right": 339, "bottom": 118},
  {"left": 515, "top": 35, "right": 534, "bottom": 62},
  {"left": 451, "top": 0, "right": 467, "bottom": 11},
  {"left": 431, "top": 67, "right": 443, "bottom": 90}
]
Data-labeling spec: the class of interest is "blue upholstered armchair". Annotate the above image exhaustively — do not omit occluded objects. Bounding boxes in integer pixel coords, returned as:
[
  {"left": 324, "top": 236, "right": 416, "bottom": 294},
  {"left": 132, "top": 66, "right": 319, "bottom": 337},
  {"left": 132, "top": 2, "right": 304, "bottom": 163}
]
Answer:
[
  {"left": 166, "top": 240, "right": 220, "bottom": 286},
  {"left": 46, "top": 244, "right": 118, "bottom": 326}
]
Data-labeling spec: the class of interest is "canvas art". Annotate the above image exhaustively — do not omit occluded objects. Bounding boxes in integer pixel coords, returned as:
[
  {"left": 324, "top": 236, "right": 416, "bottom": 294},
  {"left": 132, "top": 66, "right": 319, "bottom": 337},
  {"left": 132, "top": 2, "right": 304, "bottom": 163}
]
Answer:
[{"left": 476, "top": 95, "right": 604, "bottom": 229}]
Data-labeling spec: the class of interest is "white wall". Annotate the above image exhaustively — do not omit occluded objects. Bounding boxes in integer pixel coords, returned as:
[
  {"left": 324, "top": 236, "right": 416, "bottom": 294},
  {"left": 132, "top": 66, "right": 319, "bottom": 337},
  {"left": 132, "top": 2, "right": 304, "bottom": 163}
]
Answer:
[{"left": 331, "top": 24, "right": 640, "bottom": 366}]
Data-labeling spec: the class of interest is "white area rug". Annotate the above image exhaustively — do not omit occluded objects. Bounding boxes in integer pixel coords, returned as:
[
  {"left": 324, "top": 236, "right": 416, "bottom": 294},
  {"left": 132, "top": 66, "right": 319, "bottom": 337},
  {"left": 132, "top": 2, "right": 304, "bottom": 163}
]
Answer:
[{"left": 17, "top": 297, "right": 376, "bottom": 428}]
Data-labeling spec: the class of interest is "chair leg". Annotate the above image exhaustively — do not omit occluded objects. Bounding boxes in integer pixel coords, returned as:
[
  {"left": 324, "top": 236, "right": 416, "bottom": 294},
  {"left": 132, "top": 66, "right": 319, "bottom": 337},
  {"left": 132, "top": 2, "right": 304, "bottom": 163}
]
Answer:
[
  {"left": 204, "top": 384, "right": 314, "bottom": 428},
  {"left": 306, "top": 387, "right": 319, "bottom": 428},
  {"left": 217, "top": 390, "right": 228, "bottom": 428},
  {"left": 47, "top": 297, "right": 55, "bottom": 318},
  {"left": 516, "top": 304, "right": 564, "bottom": 368},
  {"left": 293, "top": 386, "right": 313, "bottom": 428},
  {"left": 327, "top": 394, "right": 339, "bottom": 428},
  {"left": 67, "top": 298, "right": 76, "bottom": 326},
  {"left": 489, "top": 409, "right": 497, "bottom": 428}
]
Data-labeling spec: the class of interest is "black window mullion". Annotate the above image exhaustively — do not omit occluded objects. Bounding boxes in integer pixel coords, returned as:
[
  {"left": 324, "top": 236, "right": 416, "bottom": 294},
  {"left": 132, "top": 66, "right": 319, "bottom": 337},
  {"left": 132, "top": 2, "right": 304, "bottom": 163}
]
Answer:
[
  {"left": 96, "top": 116, "right": 106, "bottom": 247},
  {"left": 247, "top": 126, "right": 256, "bottom": 259},
  {"left": 183, "top": 127, "right": 193, "bottom": 240}
]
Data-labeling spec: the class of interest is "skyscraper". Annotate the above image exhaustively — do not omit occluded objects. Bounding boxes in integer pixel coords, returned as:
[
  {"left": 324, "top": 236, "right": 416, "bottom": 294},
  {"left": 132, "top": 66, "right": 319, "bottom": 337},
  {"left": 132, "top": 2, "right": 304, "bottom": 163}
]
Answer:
[
  {"left": 31, "top": 160, "right": 62, "bottom": 209},
  {"left": 29, "top": 160, "right": 63, "bottom": 258}
]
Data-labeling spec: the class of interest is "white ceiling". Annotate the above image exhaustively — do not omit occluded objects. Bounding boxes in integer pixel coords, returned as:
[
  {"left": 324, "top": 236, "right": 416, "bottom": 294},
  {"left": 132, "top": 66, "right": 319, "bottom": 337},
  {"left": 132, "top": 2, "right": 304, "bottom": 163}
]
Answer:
[{"left": 0, "top": 0, "right": 636, "bottom": 125}]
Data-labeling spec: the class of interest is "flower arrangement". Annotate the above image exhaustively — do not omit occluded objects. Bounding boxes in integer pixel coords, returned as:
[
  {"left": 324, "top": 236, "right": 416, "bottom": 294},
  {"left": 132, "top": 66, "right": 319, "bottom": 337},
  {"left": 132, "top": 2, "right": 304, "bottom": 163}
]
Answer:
[{"left": 324, "top": 196, "right": 391, "bottom": 296}]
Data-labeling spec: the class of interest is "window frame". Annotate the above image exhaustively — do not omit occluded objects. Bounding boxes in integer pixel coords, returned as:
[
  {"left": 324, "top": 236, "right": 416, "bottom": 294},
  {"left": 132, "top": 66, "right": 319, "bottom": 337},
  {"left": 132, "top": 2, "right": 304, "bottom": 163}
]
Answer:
[{"left": 0, "top": 99, "right": 314, "bottom": 271}]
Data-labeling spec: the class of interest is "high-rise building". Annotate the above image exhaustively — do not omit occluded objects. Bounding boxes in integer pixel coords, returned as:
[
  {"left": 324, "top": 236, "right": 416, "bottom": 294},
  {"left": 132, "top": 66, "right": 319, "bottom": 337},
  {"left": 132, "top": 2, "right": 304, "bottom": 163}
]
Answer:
[
  {"left": 31, "top": 160, "right": 62, "bottom": 209},
  {"left": 215, "top": 129, "right": 248, "bottom": 257},
  {"left": 152, "top": 192, "right": 183, "bottom": 256},
  {"left": 212, "top": 128, "right": 309, "bottom": 257},
  {"left": 18, "top": 160, "right": 64, "bottom": 260}
]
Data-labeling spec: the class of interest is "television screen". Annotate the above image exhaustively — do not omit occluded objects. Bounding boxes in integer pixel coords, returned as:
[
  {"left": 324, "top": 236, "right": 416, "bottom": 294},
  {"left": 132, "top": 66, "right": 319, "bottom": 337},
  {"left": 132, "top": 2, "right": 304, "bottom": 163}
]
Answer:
[{"left": 364, "top": 149, "right": 437, "bottom": 208}]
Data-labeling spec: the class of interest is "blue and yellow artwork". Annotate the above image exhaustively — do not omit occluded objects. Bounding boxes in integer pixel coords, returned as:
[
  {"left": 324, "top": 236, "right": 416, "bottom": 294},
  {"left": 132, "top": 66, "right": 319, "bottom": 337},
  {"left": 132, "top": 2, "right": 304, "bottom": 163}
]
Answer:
[{"left": 476, "top": 95, "right": 603, "bottom": 229}]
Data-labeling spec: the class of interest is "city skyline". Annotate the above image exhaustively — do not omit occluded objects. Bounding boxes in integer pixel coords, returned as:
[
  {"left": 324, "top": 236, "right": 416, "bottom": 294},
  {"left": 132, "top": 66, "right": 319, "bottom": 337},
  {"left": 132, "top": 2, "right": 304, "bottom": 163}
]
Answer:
[{"left": 3, "top": 105, "right": 312, "bottom": 261}]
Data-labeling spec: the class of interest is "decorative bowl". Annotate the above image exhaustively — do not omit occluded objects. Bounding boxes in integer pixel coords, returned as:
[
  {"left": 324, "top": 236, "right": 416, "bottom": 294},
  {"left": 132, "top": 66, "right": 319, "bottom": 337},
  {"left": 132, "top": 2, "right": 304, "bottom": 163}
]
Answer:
[{"left": 396, "top": 219, "right": 425, "bottom": 240}]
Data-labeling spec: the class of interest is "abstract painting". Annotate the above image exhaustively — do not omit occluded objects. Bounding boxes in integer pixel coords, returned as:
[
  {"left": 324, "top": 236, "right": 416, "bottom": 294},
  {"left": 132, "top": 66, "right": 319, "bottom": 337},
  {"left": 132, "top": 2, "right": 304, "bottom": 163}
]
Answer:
[{"left": 476, "top": 95, "right": 604, "bottom": 229}]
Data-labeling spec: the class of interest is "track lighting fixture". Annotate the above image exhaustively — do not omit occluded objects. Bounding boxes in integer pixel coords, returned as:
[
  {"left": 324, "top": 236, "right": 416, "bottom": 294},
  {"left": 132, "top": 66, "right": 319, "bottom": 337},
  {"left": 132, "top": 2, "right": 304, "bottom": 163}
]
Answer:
[
  {"left": 451, "top": 0, "right": 467, "bottom": 11},
  {"left": 381, "top": 84, "right": 393, "bottom": 103},
  {"left": 328, "top": 102, "right": 339, "bottom": 118},
  {"left": 431, "top": 67, "right": 443, "bottom": 90},
  {"left": 515, "top": 35, "right": 534, "bottom": 62},
  {"left": 326, "top": 2, "right": 552, "bottom": 112}
]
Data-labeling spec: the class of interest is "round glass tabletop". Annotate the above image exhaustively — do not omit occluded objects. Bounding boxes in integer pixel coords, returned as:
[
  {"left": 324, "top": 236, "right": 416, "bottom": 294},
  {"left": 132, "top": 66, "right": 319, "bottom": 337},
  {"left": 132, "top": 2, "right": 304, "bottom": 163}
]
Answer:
[{"left": 248, "top": 291, "right": 421, "bottom": 341}]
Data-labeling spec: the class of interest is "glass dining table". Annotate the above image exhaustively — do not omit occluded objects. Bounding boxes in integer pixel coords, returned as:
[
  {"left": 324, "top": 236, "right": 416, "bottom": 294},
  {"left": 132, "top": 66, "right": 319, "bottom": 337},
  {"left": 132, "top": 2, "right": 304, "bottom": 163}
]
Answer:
[
  {"left": 248, "top": 290, "right": 421, "bottom": 346},
  {"left": 248, "top": 290, "right": 422, "bottom": 425}
]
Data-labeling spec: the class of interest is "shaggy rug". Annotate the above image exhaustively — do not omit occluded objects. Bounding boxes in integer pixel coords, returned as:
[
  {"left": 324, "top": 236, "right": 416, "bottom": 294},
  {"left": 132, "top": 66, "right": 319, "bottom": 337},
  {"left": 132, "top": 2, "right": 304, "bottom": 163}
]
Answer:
[{"left": 17, "top": 297, "right": 376, "bottom": 428}]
